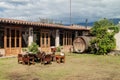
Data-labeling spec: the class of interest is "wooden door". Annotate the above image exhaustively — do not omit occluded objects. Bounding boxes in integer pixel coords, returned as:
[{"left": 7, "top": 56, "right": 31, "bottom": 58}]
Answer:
[
  {"left": 40, "top": 30, "right": 50, "bottom": 52},
  {"left": 5, "top": 27, "right": 21, "bottom": 56}
]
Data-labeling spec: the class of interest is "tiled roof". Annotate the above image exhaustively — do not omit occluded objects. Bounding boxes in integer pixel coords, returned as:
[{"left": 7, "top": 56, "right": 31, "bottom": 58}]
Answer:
[{"left": 0, "top": 18, "right": 90, "bottom": 30}]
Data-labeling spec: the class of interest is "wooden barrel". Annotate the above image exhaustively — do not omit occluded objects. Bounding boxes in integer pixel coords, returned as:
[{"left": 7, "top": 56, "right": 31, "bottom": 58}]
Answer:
[{"left": 73, "top": 36, "right": 92, "bottom": 53}]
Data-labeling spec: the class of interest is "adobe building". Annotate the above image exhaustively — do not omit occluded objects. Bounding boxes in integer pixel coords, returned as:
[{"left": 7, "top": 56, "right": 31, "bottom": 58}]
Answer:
[{"left": 0, "top": 18, "right": 90, "bottom": 56}]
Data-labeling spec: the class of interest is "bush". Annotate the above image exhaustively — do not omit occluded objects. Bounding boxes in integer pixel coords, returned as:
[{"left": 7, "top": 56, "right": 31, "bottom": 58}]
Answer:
[
  {"left": 56, "top": 46, "right": 61, "bottom": 52},
  {"left": 90, "top": 34, "right": 116, "bottom": 55},
  {"left": 28, "top": 42, "right": 39, "bottom": 54},
  {"left": 22, "top": 48, "right": 27, "bottom": 52},
  {"left": 90, "top": 19, "right": 119, "bottom": 55}
]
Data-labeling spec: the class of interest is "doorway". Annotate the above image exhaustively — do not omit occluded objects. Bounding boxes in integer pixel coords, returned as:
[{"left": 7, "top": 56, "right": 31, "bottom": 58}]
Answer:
[
  {"left": 40, "top": 29, "right": 50, "bottom": 52},
  {"left": 5, "top": 27, "right": 21, "bottom": 56}
]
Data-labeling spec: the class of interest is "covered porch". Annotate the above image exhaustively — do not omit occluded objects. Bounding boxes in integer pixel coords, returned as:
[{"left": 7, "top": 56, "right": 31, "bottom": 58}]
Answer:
[{"left": 0, "top": 18, "right": 89, "bottom": 56}]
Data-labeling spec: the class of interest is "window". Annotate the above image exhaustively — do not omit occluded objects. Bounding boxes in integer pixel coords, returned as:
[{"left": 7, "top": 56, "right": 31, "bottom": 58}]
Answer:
[
  {"left": 11, "top": 38, "right": 15, "bottom": 47},
  {"left": 33, "top": 31, "right": 40, "bottom": 47},
  {"left": 16, "top": 39, "right": 19, "bottom": 47},
  {"left": 7, "top": 39, "right": 9, "bottom": 47},
  {"left": 7, "top": 28, "right": 10, "bottom": 37},
  {"left": 46, "top": 33, "right": 48, "bottom": 45},
  {"left": 11, "top": 29, "right": 15, "bottom": 47},
  {"left": 6, "top": 28, "right": 10, "bottom": 48},
  {"left": 11, "top": 30, "right": 15, "bottom": 37},
  {"left": 42, "top": 33, "right": 44, "bottom": 45},
  {"left": 16, "top": 30, "right": 19, "bottom": 37},
  {"left": 64, "top": 31, "right": 72, "bottom": 45},
  {"left": 0, "top": 28, "right": 4, "bottom": 48},
  {"left": 60, "top": 33, "right": 63, "bottom": 46},
  {"left": 16, "top": 30, "right": 20, "bottom": 47},
  {"left": 41, "top": 30, "right": 50, "bottom": 47}
]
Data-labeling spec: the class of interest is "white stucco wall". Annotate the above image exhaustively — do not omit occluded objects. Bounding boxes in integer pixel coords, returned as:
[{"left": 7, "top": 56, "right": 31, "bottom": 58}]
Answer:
[{"left": 114, "top": 31, "right": 120, "bottom": 50}]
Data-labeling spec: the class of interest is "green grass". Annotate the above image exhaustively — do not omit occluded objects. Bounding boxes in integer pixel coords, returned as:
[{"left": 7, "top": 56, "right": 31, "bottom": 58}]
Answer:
[{"left": 0, "top": 53, "right": 120, "bottom": 80}]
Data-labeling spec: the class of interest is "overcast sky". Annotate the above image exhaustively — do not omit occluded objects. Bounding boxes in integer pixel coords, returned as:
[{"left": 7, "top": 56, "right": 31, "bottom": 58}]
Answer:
[{"left": 0, "top": 0, "right": 120, "bottom": 24}]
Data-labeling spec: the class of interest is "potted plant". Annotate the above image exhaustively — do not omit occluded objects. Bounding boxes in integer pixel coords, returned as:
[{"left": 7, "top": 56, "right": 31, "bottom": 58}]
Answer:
[{"left": 28, "top": 42, "right": 39, "bottom": 54}]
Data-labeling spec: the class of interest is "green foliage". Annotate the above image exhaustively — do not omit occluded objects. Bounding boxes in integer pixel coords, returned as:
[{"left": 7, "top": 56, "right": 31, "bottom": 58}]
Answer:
[
  {"left": 116, "top": 24, "right": 120, "bottom": 29},
  {"left": 90, "top": 18, "right": 119, "bottom": 55},
  {"left": 22, "top": 48, "right": 27, "bottom": 52},
  {"left": 91, "top": 18, "right": 114, "bottom": 36},
  {"left": 108, "top": 26, "right": 119, "bottom": 34},
  {"left": 28, "top": 42, "right": 39, "bottom": 54},
  {"left": 56, "top": 46, "right": 61, "bottom": 52}
]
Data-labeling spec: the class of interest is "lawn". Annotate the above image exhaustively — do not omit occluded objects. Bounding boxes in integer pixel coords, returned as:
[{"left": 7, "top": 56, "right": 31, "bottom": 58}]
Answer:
[{"left": 0, "top": 53, "right": 120, "bottom": 80}]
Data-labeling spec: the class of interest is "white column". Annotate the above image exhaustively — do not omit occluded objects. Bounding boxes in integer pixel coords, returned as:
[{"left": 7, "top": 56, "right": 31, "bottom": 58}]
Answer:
[
  {"left": 28, "top": 27, "right": 33, "bottom": 46},
  {"left": 75, "top": 31, "right": 78, "bottom": 37},
  {"left": 115, "top": 31, "right": 120, "bottom": 50},
  {"left": 55, "top": 29, "right": 60, "bottom": 47}
]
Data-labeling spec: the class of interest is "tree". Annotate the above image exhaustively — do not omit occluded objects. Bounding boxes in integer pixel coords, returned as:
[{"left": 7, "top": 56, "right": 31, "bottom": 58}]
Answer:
[{"left": 90, "top": 18, "right": 119, "bottom": 55}]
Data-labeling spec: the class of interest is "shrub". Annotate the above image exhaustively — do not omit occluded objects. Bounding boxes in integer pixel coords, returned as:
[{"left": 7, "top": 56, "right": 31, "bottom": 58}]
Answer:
[
  {"left": 22, "top": 48, "right": 27, "bottom": 52},
  {"left": 56, "top": 46, "right": 61, "bottom": 52},
  {"left": 90, "top": 19, "right": 119, "bottom": 55},
  {"left": 28, "top": 42, "right": 39, "bottom": 54}
]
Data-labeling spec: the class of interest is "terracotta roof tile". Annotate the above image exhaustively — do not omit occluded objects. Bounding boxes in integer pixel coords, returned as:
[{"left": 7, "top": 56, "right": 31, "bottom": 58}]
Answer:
[{"left": 0, "top": 18, "right": 90, "bottom": 30}]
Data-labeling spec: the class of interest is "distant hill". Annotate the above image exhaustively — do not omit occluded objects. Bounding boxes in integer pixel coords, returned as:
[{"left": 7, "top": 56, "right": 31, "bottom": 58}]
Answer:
[
  {"left": 76, "top": 18, "right": 120, "bottom": 27},
  {"left": 77, "top": 22, "right": 94, "bottom": 27},
  {"left": 109, "top": 18, "right": 120, "bottom": 25}
]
